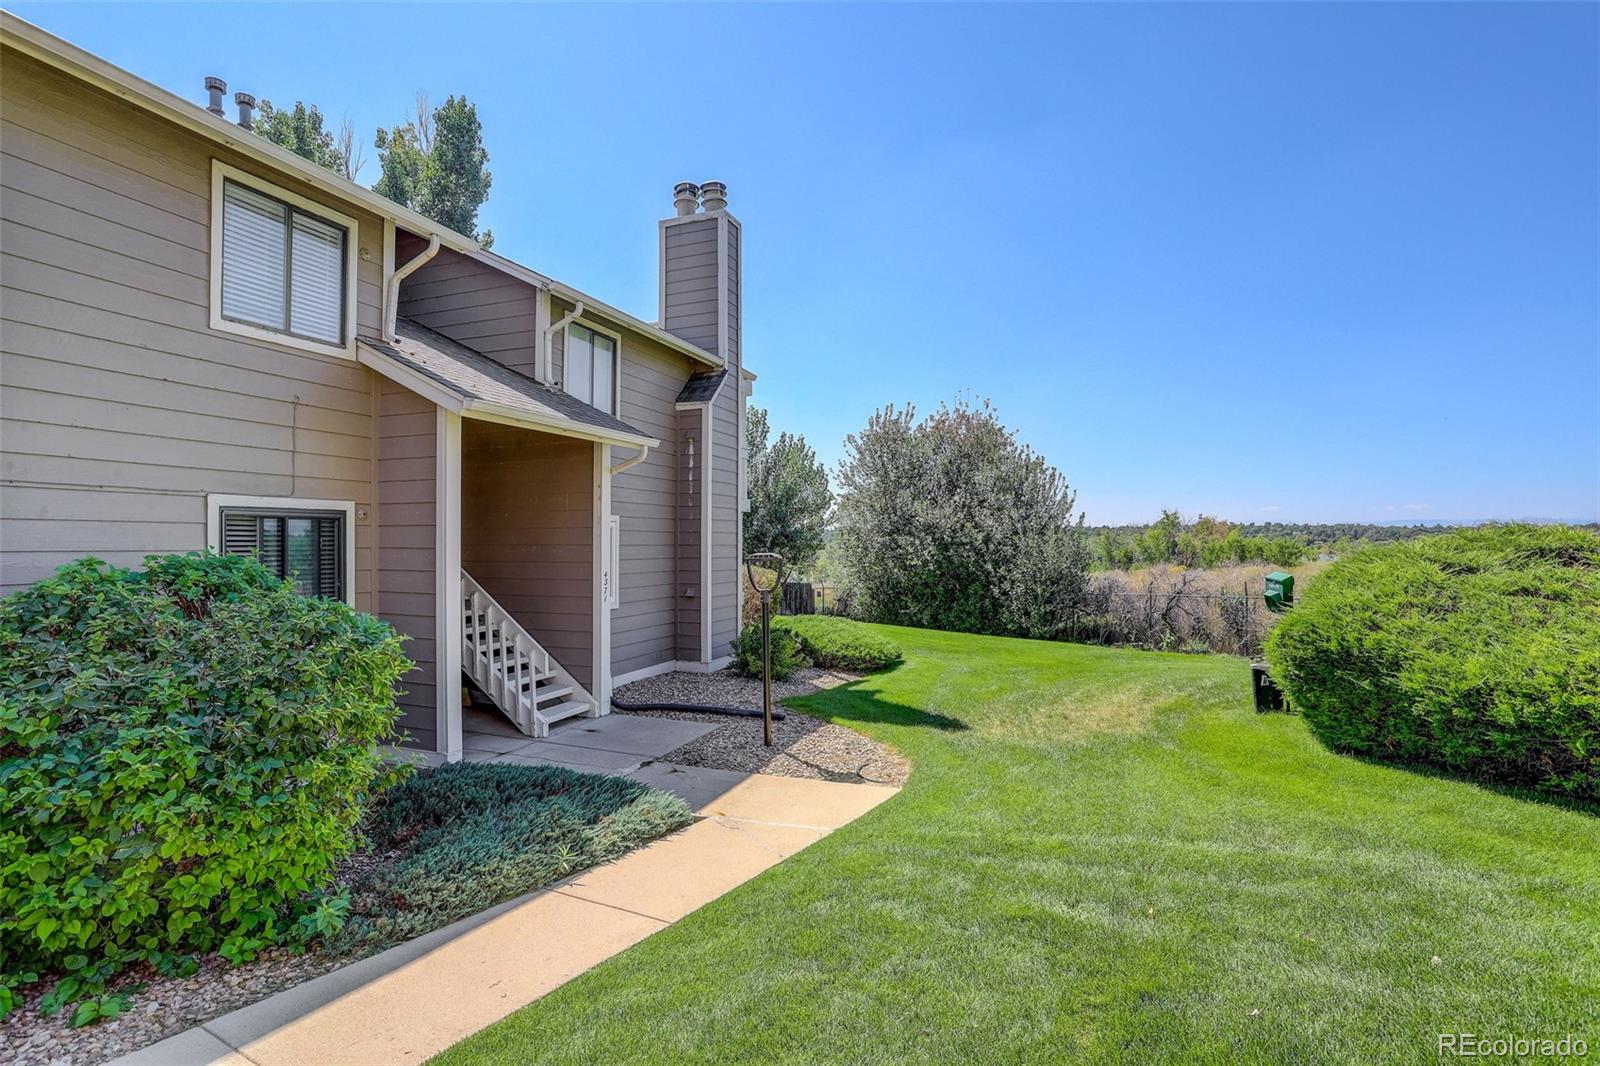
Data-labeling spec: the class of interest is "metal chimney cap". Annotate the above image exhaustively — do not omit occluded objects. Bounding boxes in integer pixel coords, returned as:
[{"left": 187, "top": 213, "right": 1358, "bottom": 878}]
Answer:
[
  {"left": 673, "top": 181, "right": 701, "bottom": 217},
  {"left": 233, "top": 91, "right": 256, "bottom": 107},
  {"left": 205, "top": 76, "right": 227, "bottom": 92},
  {"left": 699, "top": 180, "right": 728, "bottom": 211}
]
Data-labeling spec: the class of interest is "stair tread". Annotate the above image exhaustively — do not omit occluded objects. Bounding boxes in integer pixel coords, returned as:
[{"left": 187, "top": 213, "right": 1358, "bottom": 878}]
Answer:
[{"left": 535, "top": 699, "right": 592, "bottom": 724}]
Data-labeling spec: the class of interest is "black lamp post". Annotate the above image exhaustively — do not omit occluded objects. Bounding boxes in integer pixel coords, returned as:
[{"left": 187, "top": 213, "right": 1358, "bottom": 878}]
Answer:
[{"left": 744, "top": 552, "right": 784, "bottom": 747}]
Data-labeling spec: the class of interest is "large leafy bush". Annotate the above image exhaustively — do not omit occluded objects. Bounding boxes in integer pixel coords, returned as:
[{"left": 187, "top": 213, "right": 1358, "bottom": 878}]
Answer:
[
  {"left": 773, "top": 616, "right": 902, "bottom": 672},
  {"left": 833, "top": 398, "right": 1091, "bottom": 639},
  {"left": 1265, "top": 525, "right": 1600, "bottom": 801},
  {"left": 0, "top": 554, "right": 411, "bottom": 1016}
]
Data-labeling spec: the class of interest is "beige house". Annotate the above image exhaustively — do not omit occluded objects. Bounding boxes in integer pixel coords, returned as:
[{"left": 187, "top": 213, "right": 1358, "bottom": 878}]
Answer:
[{"left": 0, "top": 13, "right": 754, "bottom": 761}]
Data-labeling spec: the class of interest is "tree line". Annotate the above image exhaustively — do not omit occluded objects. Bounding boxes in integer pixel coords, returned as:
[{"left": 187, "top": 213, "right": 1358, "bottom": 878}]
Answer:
[{"left": 249, "top": 90, "right": 493, "bottom": 246}]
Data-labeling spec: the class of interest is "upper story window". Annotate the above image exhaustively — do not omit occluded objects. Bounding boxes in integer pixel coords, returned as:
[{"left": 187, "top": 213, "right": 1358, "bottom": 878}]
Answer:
[
  {"left": 565, "top": 322, "right": 618, "bottom": 414},
  {"left": 209, "top": 161, "right": 359, "bottom": 357}
]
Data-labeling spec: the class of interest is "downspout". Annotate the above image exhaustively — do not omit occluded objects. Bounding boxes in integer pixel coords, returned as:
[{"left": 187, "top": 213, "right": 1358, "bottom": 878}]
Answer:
[
  {"left": 608, "top": 445, "right": 650, "bottom": 475},
  {"left": 384, "top": 234, "right": 440, "bottom": 342},
  {"left": 541, "top": 298, "right": 584, "bottom": 385}
]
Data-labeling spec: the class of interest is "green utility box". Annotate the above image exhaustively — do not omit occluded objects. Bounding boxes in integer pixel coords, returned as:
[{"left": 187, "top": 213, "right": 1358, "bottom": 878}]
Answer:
[{"left": 1264, "top": 571, "right": 1295, "bottom": 613}]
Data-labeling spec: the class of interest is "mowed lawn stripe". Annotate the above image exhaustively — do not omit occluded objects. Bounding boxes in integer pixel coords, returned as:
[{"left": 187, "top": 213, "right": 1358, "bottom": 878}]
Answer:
[{"left": 434, "top": 624, "right": 1600, "bottom": 1065}]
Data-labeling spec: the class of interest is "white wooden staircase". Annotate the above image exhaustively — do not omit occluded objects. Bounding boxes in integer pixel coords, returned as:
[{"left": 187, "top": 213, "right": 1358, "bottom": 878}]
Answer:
[{"left": 461, "top": 570, "right": 597, "bottom": 737}]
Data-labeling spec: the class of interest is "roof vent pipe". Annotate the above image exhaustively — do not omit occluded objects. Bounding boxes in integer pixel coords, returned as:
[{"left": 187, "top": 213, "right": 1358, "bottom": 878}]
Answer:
[
  {"left": 233, "top": 91, "right": 255, "bottom": 131},
  {"left": 673, "top": 182, "right": 700, "bottom": 217},
  {"left": 699, "top": 181, "right": 727, "bottom": 212},
  {"left": 204, "top": 77, "right": 227, "bottom": 118}
]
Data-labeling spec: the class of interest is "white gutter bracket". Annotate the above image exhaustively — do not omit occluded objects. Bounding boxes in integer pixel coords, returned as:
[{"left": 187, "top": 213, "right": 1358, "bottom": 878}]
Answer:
[
  {"left": 541, "top": 299, "right": 584, "bottom": 385},
  {"left": 608, "top": 445, "right": 650, "bottom": 476},
  {"left": 384, "top": 234, "right": 441, "bottom": 342}
]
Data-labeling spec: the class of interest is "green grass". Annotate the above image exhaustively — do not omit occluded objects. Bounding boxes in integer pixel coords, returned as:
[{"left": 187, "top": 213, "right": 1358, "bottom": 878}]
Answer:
[{"left": 435, "top": 626, "right": 1600, "bottom": 1064}]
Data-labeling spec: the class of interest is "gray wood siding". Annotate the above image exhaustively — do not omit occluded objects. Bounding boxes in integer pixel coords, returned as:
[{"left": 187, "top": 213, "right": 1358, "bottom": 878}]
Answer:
[
  {"left": 0, "top": 49, "right": 385, "bottom": 604},
  {"left": 461, "top": 422, "right": 594, "bottom": 689},
  {"left": 396, "top": 242, "right": 539, "bottom": 376},
  {"left": 376, "top": 382, "right": 437, "bottom": 749},
  {"left": 675, "top": 406, "right": 704, "bottom": 662},
  {"left": 611, "top": 335, "right": 689, "bottom": 676},
  {"left": 661, "top": 217, "right": 720, "bottom": 353},
  {"left": 710, "top": 380, "right": 741, "bottom": 659}
]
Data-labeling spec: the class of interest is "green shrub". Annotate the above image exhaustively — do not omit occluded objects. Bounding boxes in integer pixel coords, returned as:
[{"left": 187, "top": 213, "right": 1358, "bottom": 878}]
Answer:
[
  {"left": 773, "top": 615, "right": 903, "bottom": 672},
  {"left": 1265, "top": 525, "right": 1600, "bottom": 801},
  {"left": 335, "top": 762, "right": 692, "bottom": 950},
  {"left": 731, "top": 622, "right": 809, "bottom": 681},
  {"left": 0, "top": 553, "right": 411, "bottom": 1017}
]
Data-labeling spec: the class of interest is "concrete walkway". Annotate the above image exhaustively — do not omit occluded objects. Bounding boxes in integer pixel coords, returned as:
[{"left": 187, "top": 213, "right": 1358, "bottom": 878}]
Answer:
[{"left": 112, "top": 739, "right": 897, "bottom": 1066}]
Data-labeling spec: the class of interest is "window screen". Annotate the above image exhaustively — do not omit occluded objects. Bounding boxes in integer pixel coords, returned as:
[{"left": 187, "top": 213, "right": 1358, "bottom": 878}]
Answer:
[
  {"left": 220, "top": 179, "right": 347, "bottom": 345},
  {"left": 221, "top": 508, "right": 344, "bottom": 600},
  {"left": 565, "top": 324, "right": 617, "bottom": 414}
]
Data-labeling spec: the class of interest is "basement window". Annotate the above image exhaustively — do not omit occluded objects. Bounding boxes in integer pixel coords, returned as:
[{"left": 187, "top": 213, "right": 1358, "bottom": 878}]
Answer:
[
  {"left": 207, "top": 495, "right": 356, "bottom": 605},
  {"left": 564, "top": 322, "right": 619, "bottom": 414},
  {"left": 210, "top": 160, "right": 358, "bottom": 356}
]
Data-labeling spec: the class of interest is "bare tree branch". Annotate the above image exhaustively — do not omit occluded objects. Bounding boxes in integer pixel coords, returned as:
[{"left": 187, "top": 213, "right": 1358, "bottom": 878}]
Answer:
[{"left": 337, "top": 115, "right": 365, "bottom": 181}]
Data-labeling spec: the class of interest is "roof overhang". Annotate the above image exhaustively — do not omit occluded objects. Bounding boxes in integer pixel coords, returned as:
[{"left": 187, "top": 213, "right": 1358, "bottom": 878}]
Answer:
[{"left": 358, "top": 330, "right": 659, "bottom": 451}]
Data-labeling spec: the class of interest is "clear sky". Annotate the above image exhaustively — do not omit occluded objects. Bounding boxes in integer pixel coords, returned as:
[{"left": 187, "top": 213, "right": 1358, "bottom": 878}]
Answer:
[{"left": 12, "top": 2, "right": 1599, "bottom": 524}]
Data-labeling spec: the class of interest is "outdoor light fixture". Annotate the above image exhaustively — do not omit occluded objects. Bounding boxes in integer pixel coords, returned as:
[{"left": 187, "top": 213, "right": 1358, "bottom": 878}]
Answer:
[{"left": 744, "top": 552, "right": 785, "bottom": 747}]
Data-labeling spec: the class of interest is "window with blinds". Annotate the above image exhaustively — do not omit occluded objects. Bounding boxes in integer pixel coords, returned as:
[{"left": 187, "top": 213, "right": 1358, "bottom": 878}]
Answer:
[
  {"left": 220, "top": 508, "right": 345, "bottom": 600},
  {"left": 220, "top": 179, "right": 347, "bottom": 345}
]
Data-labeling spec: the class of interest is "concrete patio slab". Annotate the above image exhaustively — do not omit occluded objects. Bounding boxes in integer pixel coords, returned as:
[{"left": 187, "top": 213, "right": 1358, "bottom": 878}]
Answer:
[
  {"left": 495, "top": 745, "right": 640, "bottom": 772},
  {"left": 538, "top": 715, "right": 718, "bottom": 757},
  {"left": 628, "top": 760, "right": 752, "bottom": 810},
  {"left": 460, "top": 731, "right": 535, "bottom": 755}
]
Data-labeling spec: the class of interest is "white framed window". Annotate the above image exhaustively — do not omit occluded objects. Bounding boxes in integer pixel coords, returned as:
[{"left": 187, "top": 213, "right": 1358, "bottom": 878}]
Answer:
[
  {"left": 563, "top": 321, "right": 620, "bottom": 415},
  {"left": 206, "top": 494, "right": 356, "bottom": 606},
  {"left": 209, "top": 160, "right": 359, "bottom": 358},
  {"left": 605, "top": 514, "right": 621, "bottom": 609}
]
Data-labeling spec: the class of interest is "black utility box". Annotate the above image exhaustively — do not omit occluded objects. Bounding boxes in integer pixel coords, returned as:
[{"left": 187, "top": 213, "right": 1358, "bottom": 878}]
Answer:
[{"left": 1250, "top": 662, "right": 1285, "bottom": 713}]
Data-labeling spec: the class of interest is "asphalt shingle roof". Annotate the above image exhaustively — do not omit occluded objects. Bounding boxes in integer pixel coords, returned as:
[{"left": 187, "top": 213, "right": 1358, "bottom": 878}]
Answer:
[
  {"left": 360, "top": 318, "right": 653, "bottom": 443},
  {"left": 676, "top": 368, "right": 728, "bottom": 404}
]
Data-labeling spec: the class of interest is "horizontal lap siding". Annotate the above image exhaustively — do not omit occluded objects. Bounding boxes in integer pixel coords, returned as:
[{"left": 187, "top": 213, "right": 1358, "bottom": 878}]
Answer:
[
  {"left": 675, "top": 406, "right": 704, "bottom": 662},
  {"left": 662, "top": 217, "right": 720, "bottom": 353},
  {"left": 461, "top": 422, "right": 594, "bottom": 689},
  {"left": 377, "top": 384, "right": 437, "bottom": 749},
  {"left": 0, "top": 51, "right": 386, "bottom": 605},
  {"left": 612, "top": 336, "right": 689, "bottom": 676},
  {"left": 396, "top": 244, "right": 539, "bottom": 375},
  {"left": 710, "top": 382, "right": 741, "bottom": 659}
]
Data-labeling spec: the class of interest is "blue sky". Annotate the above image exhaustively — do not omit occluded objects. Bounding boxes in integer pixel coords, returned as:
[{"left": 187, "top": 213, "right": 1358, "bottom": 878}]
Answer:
[{"left": 14, "top": 2, "right": 1598, "bottom": 524}]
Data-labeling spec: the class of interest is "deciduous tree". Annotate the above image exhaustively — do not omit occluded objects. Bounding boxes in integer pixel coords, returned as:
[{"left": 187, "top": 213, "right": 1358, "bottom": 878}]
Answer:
[{"left": 744, "top": 406, "right": 832, "bottom": 572}]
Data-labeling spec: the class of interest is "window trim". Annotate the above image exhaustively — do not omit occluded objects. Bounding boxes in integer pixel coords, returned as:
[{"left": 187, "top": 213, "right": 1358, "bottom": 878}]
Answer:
[
  {"left": 206, "top": 494, "right": 357, "bottom": 606},
  {"left": 208, "top": 159, "right": 360, "bottom": 359},
  {"left": 562, "top": 317, "right": 623, "bottom": 415}
]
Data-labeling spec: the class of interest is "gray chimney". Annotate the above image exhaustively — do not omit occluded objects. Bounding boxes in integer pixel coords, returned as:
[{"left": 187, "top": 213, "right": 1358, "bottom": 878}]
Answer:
[
  {"left": 204, "top": 77, "right": 227, "bottom": 118},
  {"left": 673, "top": 182, "right": 701, "bottom": 217},
  {"left": 659, "top": 182, "right": 739, "bottom": 360},
  {"left": 699, "top": 180, "right": 727, "bottom": 212},
  {"left": 234, "top": 91, "right": 255, "bottom": 131}
]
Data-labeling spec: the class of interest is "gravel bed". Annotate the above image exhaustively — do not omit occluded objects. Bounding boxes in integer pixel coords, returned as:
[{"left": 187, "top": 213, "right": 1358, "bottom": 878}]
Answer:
[
  {"left": 615, "top": 668, "right": 910, "bottom": 786},
  {"left": 1, "top": 942, "right": 349, "bottom": 1066}
]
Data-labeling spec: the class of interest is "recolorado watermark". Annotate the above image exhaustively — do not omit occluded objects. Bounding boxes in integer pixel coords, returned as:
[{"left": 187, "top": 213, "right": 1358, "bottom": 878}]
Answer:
[{"left": 1439, "top": 1033, "right": 1588, "bottom": 1058}]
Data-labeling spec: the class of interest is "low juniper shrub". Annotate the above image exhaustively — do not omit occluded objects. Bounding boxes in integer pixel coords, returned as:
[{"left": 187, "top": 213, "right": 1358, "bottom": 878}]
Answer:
[
  {"left": 772, "top": 615, "right": 903, "bottom": 672},
  {"left": 731, "top": 621, "right": 809, "bottom": 681},
  {"left": 1265, "top": 525, "right": 1600, "bottom": 802},
  {"left": 0, "top": 553, "right": 412, "bottom": 1021},
  {"left": 334, "top": 762, "right": 693, "bottom": 951}
]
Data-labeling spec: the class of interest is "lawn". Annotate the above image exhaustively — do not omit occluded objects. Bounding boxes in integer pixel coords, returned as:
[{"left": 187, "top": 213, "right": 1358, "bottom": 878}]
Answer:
[{"left": 435, "top": 625, "right": 1599, "bottom": 1064}]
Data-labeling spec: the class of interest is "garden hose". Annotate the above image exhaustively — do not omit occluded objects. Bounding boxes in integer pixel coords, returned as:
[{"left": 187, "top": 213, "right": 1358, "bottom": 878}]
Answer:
[{"left": 608, "top": 696, "right": 787, "bottom": 721}]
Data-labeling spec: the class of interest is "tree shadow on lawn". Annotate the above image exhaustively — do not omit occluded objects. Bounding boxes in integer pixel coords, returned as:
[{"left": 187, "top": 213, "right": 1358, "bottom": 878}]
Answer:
[
  {"left": 783, "top": 664, "right": 970, "bottom": 733},
  {"left": 1326, "top": 744, "right": 1600, "bottom": 818}
]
